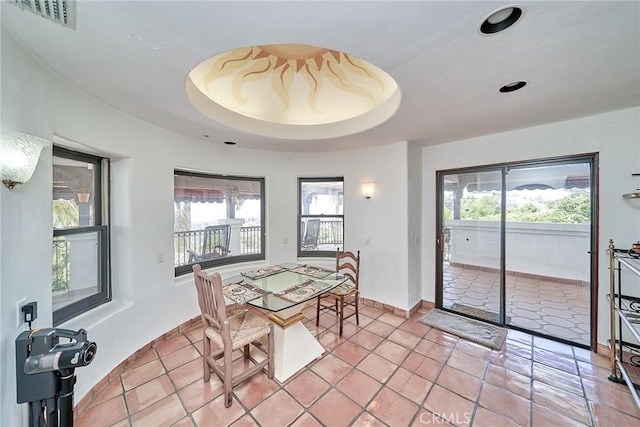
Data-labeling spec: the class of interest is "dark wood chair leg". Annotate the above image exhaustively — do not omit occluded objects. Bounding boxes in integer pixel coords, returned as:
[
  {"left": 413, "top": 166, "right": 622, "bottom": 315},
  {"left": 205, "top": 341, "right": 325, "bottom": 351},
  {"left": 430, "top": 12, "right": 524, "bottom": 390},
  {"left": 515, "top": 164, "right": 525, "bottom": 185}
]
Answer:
[
  {"left": 339, "top": 297, "right": 345, "bottom": 336},
  {"left": 316, "top": 296, "right": 321, "bottom": 326}
]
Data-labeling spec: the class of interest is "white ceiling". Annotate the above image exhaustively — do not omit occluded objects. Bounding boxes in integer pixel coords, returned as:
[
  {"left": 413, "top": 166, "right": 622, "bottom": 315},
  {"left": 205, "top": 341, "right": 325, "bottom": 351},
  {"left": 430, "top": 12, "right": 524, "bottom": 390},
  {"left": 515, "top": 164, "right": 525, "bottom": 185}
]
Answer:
[{"left": 2, "top": 1, "right": 639, "bottom": 152}]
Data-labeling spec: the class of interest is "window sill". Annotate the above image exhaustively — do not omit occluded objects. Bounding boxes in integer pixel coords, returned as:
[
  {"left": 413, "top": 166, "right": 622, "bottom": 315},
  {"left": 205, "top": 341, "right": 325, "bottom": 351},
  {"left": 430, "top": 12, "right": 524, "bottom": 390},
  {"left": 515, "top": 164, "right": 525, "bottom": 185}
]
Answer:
[
  {"left": 174, "top": 260, "right": 275, "bottom": 288},
  {"left": 58, "top": 301, "right": 133, "bottom": 331}
]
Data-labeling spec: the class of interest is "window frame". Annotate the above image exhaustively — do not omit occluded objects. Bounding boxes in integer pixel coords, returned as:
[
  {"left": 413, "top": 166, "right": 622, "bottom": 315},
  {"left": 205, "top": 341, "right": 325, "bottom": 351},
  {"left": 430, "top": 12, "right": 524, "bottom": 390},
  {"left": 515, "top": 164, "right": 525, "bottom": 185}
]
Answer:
[
  {"left": 174, "top": 170, "right": 266, "bottom": 276},
  {"left": 53, "top": 146, "right": 111, "bottom": 325},
  {"left": 297, "top": 177, "right": 344, "bottom": 258}
]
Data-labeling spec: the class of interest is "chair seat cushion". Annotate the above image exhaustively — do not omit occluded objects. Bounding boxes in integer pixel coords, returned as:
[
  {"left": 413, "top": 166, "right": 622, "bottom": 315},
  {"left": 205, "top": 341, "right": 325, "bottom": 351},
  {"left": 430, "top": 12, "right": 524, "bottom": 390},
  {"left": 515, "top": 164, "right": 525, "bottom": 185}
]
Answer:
[
  {"left": 205, "top": 311, "right": 271, "bottom": 350},
  {"left": 329, "top": 283, "right": 357, "bottom": 297}
]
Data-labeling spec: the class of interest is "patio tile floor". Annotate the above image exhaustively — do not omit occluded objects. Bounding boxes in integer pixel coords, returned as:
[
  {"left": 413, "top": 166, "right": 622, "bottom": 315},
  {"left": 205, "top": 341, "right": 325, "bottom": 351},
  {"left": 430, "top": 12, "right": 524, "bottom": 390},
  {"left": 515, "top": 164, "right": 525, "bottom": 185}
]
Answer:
[{"left": 443, "top": 264, "right": 591, "bottom": 346}]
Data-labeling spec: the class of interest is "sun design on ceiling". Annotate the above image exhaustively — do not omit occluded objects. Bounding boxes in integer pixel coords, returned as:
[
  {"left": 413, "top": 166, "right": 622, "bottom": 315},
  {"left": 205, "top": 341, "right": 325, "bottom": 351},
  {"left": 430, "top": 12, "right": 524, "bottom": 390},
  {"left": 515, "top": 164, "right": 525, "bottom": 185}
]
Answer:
[{"left": 186, "top": 43, "right": 400, "bottom": 135}]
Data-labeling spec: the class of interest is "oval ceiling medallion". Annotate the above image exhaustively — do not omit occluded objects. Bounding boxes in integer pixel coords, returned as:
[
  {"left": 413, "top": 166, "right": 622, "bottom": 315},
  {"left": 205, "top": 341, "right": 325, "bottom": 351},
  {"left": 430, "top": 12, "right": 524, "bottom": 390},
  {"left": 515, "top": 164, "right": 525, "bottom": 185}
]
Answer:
[{"left": 186, "top": 44, "right": 401, "bottom": 140}]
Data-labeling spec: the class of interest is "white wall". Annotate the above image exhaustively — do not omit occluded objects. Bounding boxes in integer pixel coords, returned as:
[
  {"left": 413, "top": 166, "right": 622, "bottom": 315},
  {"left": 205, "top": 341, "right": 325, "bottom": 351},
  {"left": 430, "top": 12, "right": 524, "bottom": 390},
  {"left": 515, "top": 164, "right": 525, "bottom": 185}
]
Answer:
[
  {"left": 407, "top": 142, "right": 423, "bottom": 309},
  {"left": 0, "top": 29, "right": 409, "bottom": 425},
  {"left": 422, "top": 107, "right": 640, "bottom": 347}
]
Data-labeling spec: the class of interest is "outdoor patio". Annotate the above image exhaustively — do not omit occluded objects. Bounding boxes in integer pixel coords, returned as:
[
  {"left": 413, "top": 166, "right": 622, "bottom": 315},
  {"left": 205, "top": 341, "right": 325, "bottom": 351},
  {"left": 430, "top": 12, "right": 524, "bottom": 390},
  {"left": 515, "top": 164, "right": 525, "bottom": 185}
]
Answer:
[{"left": 443, "top": 263, "right": 591, "bottom": 346}]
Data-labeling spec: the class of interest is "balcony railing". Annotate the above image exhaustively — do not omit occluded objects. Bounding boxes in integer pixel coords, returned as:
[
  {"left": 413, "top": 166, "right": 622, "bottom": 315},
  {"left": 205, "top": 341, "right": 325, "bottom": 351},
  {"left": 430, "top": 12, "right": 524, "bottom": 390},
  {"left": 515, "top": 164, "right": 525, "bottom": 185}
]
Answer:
[
  {"left": 316, "top": 220, "right": 343, "bottom": 246},
  {"left": 174, "top": 226, "right": 262, "bottom": 267},
  {"left": 52, "top": 238, "right": 70, "bottom": 292}
]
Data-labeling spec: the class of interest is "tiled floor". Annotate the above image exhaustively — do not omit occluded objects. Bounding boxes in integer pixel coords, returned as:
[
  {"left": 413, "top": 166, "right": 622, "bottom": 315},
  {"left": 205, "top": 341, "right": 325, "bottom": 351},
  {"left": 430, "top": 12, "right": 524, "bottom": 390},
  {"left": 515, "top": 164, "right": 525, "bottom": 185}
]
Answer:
[
  {"left": 443, "top": 264, "right": 591, "bottom": 346},
  {"left": 75, "top": 303, "right": 640, "bottom": 427}
]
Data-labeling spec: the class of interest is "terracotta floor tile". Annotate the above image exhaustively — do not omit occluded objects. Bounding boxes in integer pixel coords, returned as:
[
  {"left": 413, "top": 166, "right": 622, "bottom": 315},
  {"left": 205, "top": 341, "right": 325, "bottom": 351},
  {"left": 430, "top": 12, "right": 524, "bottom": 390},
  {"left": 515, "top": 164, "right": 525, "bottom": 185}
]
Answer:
[
  {"left": 590, "top": 401, "right": 640, "bottom": 427},
  {"left": 454, "top": 340, "right": 492, "bottom": 360},
  {"left": 125, "top": 374, "right": 175, "bottom": 414},
  {"left": 337, "top": 368, "right": 382, "bottom": 406},
  {"left": 155, "top": 335, "right": 192, "bottom": 357},
  {"left": 87, "top": 378, "right": 123, "bottom": 409},
  {"left": 501, "top": 339, "right": 533, "bottom": 360},
  {"left": 309, "top": 389, "right": 361, "bottom": 427},
  {"left": 532, "top": 403, "right": 590, "bottom": 427},
  {"left": 284, "top": 370, "right": 330, "bottom": 407},
  {"left": 447, "top": 349, "right": 488, "bottom": 378},
  {"left": 533, "top": 347, "right": 578, "bottom": 375},
  {"left": 191, "top": 393, "right": 246, "bottom": 427},
  {"left": 413, "top": 354, "right": 445, "bottom": 382},
  {"left": 398, "top": 318, "right": 431, "bottom": 337},
  {"left": 130, "top": 394, "right": 186, "bottom": 427},
  {"left": 366, "top": 387, "right": 418, "bottom": 426},
  {"left": 425, "top": 341, "right": 454, "bottom": 363},
  {"left": 472, "top": 407, "right": 520, "bottom": 427},
  {"left": 357, "top": 353, "right": 398, "bottom": 383},
  {"left": 378, "top": 312, "right": 406, "bottom": 327},
  {"left": 310, "top": 353, "right": 352, "bottom": 384},
  {"left": 228, "top": 414, "right": 259, "bottom": 427},
  {"left": 373, "top": 339, "right": 411, "bottom": 364},
  {"left": 184, "top": 326, "right": 204, "bottom": 344},
  {"left": 316, "top": 329, "right": 346, "bottom": 351},
  {"left": 251, "top": 389, "right": 304, "bottom": 426},
  {"left": 176, "top": 374, "right": 224, "bottom": 413},
  {"left": 121, "top": 359, "right": 166, "bottom": 391},
  {"left": 350, "top": 329, "right": 384, "bottom": 349},
  {"left": 289, "top": 412, "right": 323, "bottom": 427},
  {"left": 233, "top": 371, "right": 280, "bottom": 409},
  {"left": 424, "top": 328, "right": 459, "bottom": 347},
  {"left": 423, "top": 385, "right": 475, "bottom": 426},
  {"left": 582, "top": 377, "right": 640, "bottom": 418},
  {"left": 386, "top": 367, "right": 432, "bottom": 404},
  {"left": 77, "top": 309, "right": 630, "bottom": 427},
  {"left": 532, "top": 380, "right": 591, "bottom": 425},
  {"left": 436, "top": 365, "right": 482, "bottom": 402},
  {"left": 489, "top": 352, "right": 532, "bottom": 377},
  {"left": 483, "top": 364, "right": 531, "bottom": 399},
  {"left": 161, "top": 344, "right": 201, "bottom": 371},
  {"left": 387, "top": 328, "right": 421, "bottom": 350},
  {"left": 332, "top": 340, "right": 370, "bottom": 366},
  {"left": 168, "top": 358, "right": 204, "bottom": 390},
  {"left": 533, "top": 361, "right": 583, "bottom": 396},
  {"left": 360, "top": 305, "right": 385, "bottom": 319},
  {"left": 74, "top": 395, "right": 128, "bottom": 427},
  {"left": 128, "top": 348, "right": 159, "bottom": 370},
  {"left": 478, "top": 383, "right": 531, "bottom": 427},
  {"left": 352, "top": 412, "right": 387, "bottom": 427},
  {"left": 365, "top": 319, "right": 396, "bottom": 338}
]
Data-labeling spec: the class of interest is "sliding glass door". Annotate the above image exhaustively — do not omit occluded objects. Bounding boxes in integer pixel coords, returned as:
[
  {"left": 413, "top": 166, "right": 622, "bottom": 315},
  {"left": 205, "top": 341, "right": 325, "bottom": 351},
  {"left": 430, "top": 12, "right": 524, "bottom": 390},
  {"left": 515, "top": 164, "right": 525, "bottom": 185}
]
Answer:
[
  {"left": 436, "top": 155, "right": 596, "bottom": 348},
  {"left": 440, "top": 169, "right": 505, "bottom": 323}
]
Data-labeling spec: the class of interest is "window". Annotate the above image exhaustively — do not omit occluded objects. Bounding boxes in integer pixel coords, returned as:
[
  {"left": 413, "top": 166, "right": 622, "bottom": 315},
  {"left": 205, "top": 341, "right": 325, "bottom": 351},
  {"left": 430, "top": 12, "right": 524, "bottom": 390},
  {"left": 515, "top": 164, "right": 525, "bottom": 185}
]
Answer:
[
  {"left": 174, "top": 170, "right": 265, "bottom": 276},
  {"left": 52, "top": 146, "right": 110, "bottom": 325},
  {"left": 298, "top": 178, "right": 344, "bottom": 257}
]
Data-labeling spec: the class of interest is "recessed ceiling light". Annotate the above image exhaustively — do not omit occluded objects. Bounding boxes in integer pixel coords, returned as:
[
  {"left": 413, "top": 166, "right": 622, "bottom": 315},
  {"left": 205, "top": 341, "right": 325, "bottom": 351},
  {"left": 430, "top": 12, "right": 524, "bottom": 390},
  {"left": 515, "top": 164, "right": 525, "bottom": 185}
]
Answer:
[
  {"left": 480, "top": 5, "right": 523, "bottom": 35},
  {"left": 224, "top": 141, "right": 236, "bottom": 145},
  {"left": 499, "top": 81, "right": 527, "bottom": 93}
]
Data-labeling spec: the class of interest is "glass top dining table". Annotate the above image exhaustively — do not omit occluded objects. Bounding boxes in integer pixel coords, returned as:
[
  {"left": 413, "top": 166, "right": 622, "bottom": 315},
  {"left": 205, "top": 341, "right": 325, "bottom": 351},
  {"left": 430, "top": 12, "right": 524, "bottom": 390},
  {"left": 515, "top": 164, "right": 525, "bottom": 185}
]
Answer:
[{"left": 222, "top": 262, "right": 347, "bottom": 312}]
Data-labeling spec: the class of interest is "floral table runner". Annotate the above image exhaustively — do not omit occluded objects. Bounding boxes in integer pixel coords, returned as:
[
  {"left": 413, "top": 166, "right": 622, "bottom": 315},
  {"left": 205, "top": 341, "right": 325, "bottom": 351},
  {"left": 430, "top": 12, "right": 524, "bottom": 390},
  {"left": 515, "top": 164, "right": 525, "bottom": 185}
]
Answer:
[
  {"left": 289, "top": 264, "right": 334, "bottom": 279},
  {"left": 276, "top": 279, "right": 333, "bottom": 303},
  {"left": 241, "top": 265, "right": 287, "bottom": 280},
  {"left": 223, "top": 280, "right": 270, "bottom": 304}
]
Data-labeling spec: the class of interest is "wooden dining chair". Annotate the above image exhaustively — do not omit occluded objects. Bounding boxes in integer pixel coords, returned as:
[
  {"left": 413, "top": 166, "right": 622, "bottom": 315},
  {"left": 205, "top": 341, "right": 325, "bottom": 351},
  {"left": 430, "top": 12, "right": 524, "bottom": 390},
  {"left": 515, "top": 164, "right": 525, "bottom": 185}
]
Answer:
[
  {"left": 192, "top": 264, "right": 274, "bottom": 407},
  {"left": 316, "top": 249, "right": 360, "bottom": 336}
]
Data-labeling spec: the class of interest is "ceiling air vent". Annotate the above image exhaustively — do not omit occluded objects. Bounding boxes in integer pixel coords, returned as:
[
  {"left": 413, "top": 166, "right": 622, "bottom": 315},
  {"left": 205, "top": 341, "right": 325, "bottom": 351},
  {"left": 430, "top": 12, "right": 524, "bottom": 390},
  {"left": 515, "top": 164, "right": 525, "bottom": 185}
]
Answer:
[{"left": 11, "top": 0, "right": 76, "bottom": 29}]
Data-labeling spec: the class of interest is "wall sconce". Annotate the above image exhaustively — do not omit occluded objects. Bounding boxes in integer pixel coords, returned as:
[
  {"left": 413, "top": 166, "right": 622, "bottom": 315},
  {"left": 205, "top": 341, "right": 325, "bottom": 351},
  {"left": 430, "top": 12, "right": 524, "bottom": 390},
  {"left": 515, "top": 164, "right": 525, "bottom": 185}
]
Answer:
[
  {"left": 1, "top": 131, "right": 49, "bottom": 189},
  {"left": 360, "top": 182, "right": 375, "bottom": 199}
]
